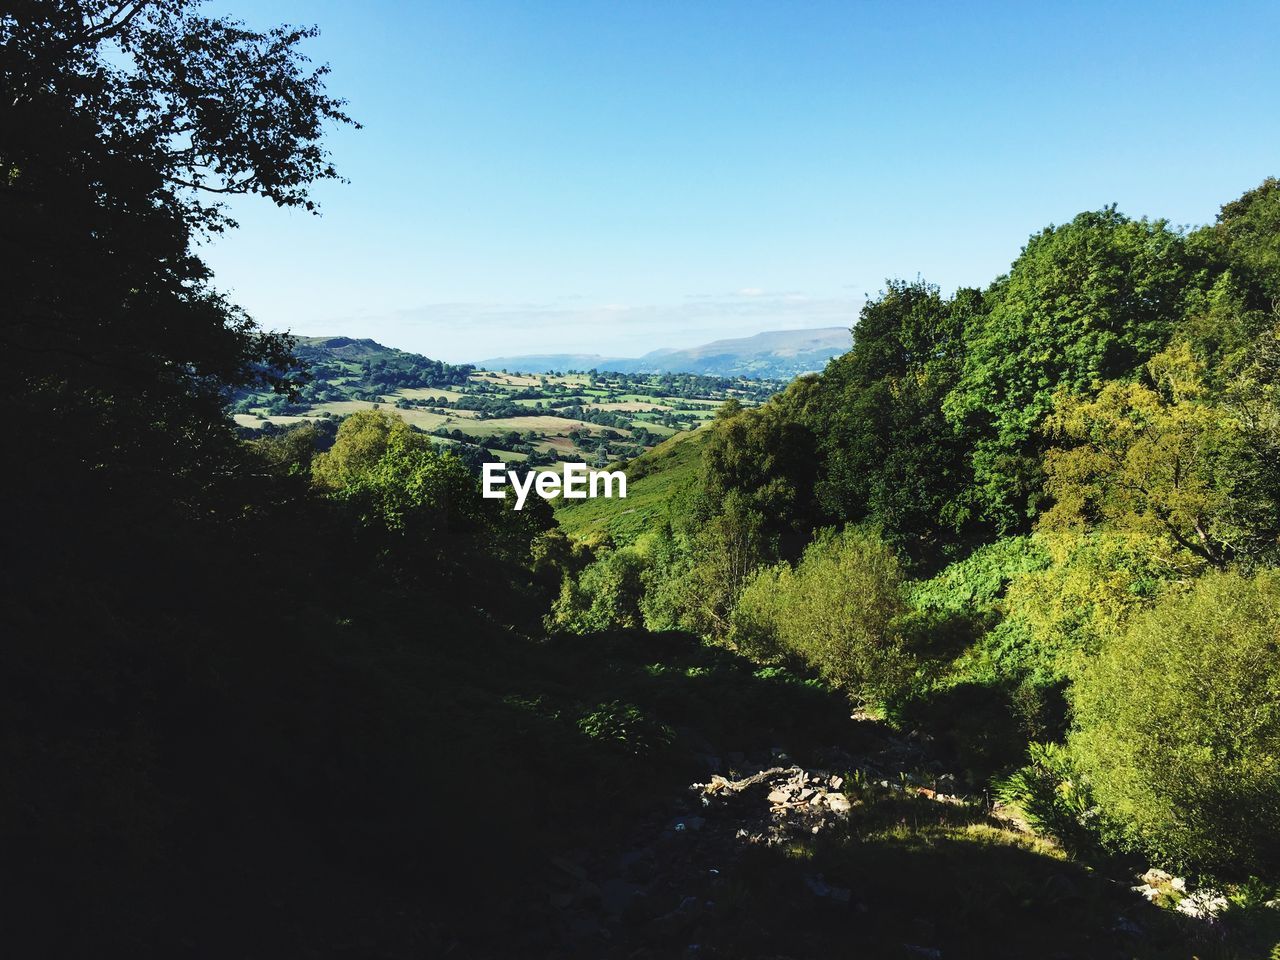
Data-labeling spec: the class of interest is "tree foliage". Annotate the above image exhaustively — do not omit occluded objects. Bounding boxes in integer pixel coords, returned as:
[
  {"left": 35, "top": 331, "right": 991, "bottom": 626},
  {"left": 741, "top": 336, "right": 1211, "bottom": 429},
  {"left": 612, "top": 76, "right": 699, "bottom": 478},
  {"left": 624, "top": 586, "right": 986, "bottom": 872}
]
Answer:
[
  {"left": 1, "top": 0, "right": 356, "bottom": 557},
  {"left": 1069, "top": 570, "right": 1280, "bottom": 874},
  {"left": 944, "top": 209, "right": 1193, "bottom": 532},
  {"left": 1043, "top": 336, "right": 1280, "bottom": 568},
  {"left": 809, "top": 279, "right": 979, "bottom": 560}
]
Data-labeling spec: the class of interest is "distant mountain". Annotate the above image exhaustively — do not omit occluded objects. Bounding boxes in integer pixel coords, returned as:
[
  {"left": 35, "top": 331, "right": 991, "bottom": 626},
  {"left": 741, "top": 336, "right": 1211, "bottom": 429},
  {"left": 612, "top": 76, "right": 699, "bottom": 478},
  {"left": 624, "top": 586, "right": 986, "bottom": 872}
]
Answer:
[{"left": 478, "top": 326, "right": 850, "bottom": 379}]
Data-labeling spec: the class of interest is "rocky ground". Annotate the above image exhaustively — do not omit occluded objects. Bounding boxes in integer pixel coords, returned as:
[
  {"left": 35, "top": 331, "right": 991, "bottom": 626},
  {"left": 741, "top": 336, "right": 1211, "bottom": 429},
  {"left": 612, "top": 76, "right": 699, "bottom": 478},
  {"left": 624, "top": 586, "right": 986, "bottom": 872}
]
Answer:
[
  {"left": 490, "top": 723, "right": 1255, "bottom": 960},
  {"left": 535, "top": 726, "right": 972, "bottom": 959}
]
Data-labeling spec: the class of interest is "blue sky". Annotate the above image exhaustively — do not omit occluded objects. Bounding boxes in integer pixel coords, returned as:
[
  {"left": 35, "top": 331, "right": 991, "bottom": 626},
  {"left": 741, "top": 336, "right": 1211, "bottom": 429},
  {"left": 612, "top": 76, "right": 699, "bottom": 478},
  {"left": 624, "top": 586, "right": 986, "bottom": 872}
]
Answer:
[{"left": 200, "top": 0, "right": 1280, "bottom": 363}]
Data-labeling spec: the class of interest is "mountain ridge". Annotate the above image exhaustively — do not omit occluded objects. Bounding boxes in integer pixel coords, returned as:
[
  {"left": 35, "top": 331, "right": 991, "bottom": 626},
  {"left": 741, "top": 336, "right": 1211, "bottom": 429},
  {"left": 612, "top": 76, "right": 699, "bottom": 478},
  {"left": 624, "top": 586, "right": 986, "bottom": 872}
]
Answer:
[{"left": 476, "top": 326, "right": 850, "bottom": 378}]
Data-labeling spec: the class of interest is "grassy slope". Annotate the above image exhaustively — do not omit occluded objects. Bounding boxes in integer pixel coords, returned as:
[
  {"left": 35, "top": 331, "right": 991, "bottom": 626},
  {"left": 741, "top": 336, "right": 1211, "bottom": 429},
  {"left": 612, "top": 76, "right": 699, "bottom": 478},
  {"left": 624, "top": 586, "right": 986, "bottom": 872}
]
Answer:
[{"left": 553, "top": 427, "right": 707, "bottom": 544}]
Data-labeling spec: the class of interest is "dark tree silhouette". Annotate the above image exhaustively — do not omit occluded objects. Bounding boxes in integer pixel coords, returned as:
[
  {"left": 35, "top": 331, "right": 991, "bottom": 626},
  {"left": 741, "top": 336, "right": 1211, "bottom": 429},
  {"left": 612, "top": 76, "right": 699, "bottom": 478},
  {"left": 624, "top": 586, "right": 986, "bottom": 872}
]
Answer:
[{"left": 0, "top": 0, "right": 357, "bottom": 560}]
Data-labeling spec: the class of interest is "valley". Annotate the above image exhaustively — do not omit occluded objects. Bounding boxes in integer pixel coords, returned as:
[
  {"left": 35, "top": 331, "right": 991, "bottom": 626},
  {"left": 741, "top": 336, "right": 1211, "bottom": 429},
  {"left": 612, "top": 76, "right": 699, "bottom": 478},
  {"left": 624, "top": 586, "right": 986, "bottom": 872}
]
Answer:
[{"left": 232, "top": 335, "right": 783, "bottom": 469}]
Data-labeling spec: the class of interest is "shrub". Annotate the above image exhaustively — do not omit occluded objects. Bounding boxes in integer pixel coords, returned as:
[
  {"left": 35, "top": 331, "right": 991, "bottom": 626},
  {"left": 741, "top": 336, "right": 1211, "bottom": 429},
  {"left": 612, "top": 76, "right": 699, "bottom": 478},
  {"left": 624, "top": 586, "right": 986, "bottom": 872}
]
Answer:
[
  {"left": 1069, "top": 569, "right": 1280, "bottom": 875},
  {"left": 730, "top": 526, "right": 909, "bottom": 701}
]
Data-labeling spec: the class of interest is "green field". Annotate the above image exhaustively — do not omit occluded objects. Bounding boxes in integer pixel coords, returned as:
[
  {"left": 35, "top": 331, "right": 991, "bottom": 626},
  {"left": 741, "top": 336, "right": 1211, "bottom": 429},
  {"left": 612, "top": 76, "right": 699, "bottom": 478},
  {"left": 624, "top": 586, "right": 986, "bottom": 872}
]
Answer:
[{"left": 233, "top": 350, "right": 780, "bottom": 471}]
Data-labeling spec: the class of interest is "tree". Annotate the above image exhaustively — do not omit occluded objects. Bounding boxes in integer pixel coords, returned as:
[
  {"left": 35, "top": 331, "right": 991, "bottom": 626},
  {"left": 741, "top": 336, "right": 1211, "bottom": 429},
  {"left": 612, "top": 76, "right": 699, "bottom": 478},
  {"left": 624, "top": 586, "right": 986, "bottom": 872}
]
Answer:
[
  {"left": 700, "top": 383, "right": 820, "bottom": 553},
  {"left": 811, "top": 280, "right": 979, "bottom": 562},
  {"left": 944, "top": 209, "right": 1192, "bottom": 533},
  {"left": 1189, "top": 177, "right": 1280, "bottom": 313},
  {"left": 547, "top": 547, "right": 647, "bottom": 633},
  {"left": 1, "top": 0, "right": 356, "bottom": 564},
  {"left": 1042, "top": 337, "right": 1280, "bottom": 568},
  {"left": 312, "top": 410, "right": 422, "bottom": 490}
]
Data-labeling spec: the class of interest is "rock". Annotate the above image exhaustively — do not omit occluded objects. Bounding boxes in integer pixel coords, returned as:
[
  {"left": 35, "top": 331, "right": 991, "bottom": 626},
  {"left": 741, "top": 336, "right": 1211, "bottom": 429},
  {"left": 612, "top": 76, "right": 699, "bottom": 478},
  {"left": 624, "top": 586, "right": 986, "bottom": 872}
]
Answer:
[
  {"left": 826, "top": 794, "right": 853, "bottom": 814},
  {"left": 829, "top": 775, "right": 844, "bottom": 790},
  {"left": 767, "top": 789, "right": 789, "bottom": 804},
  {"left": 1112, "top": 916, "right": 1143, "bottom": 936},
  {"left": 1141, "top": 868, "right": 1174, "bottom": 887},
  {"left": 1175, "top": 889, "right": 1230, "bottom": 920},
  {"left": 797, "top": 788, "right": 816, "bottom": 802},
  {"left": 625, "top": 858, "right": 656, "bottom": 882}
]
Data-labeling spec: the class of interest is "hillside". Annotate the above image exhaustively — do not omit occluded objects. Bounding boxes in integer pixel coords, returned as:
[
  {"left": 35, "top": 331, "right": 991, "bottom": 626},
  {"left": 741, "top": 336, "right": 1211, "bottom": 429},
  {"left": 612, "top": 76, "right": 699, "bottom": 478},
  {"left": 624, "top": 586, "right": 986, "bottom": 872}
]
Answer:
[
  {"left": 553, "top": 429, "right": 707, "bottom": 543},
  {"left": 479, "top": 326, "right": 851, "bottom": 379},
  {"left": 292, "top": 335, "right": 421, "bottom": 363}
]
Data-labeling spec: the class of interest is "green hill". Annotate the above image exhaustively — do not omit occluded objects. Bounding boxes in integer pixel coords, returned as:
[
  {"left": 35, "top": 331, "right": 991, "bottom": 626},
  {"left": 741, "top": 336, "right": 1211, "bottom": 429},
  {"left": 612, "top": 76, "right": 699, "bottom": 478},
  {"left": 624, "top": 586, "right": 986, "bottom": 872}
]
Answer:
[{"left": 553, "top": 428, "right": 707, "bottom": 544}]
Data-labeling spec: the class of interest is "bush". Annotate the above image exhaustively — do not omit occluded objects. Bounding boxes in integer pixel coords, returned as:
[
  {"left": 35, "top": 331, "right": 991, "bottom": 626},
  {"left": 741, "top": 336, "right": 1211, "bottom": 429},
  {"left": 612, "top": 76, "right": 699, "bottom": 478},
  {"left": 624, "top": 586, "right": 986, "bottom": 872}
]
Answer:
[
  {"left": 730, "top": 526, "right": 910, "bottom": 701},
  {"left": 1069, "top": 569, "right": 1280, "bottom": 875}
]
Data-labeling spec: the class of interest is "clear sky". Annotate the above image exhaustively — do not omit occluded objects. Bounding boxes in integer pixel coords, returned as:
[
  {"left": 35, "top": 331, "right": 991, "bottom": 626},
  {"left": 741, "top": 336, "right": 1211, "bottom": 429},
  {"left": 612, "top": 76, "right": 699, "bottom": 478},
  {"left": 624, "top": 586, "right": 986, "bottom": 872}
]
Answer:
[{"left": 200, "top": 0, "right": 1280, "bottom": 363}]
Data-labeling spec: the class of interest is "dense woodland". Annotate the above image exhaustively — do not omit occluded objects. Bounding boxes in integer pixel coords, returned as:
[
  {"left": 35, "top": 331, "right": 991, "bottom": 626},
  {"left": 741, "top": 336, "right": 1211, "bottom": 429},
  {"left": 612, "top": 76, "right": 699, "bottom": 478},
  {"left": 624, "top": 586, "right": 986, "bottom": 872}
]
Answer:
[
  {"left": 3, "top": 2, "right": 1280, "bottom": 957},
  {"left": 555, "top": 181, "right": 1280, "bottom": 877}
]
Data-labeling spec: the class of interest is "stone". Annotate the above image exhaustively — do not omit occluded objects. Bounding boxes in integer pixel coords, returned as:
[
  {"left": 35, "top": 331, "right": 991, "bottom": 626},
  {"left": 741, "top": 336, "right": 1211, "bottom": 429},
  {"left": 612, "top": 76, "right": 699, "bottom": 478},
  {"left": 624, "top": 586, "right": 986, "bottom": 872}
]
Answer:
[
  {"left": 829, "top": 775, "right": 844, "bottom": 790},
  {"left": 1175, "top": 889, "right": 1230, "bottom": 920},
  {"left": 826, "top": 794, "right": 853, "bottom": 814},
  {"left": 767, "top": 789, "right": 789, "bottom": 804},
  {"left": 1141, "top": 868, "right": 1174, "bottom": 887}
]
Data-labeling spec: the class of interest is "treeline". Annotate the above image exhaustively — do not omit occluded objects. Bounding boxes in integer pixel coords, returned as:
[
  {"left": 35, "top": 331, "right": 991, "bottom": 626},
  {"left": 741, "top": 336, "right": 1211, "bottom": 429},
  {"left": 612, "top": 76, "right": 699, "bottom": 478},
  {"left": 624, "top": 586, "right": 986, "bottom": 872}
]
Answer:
[
  {"left": 548, "top": 182, "right": 1280, "bottom": 881},
  {"left": 232, "top": 349, "right": 474, "bottom": 413}
]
